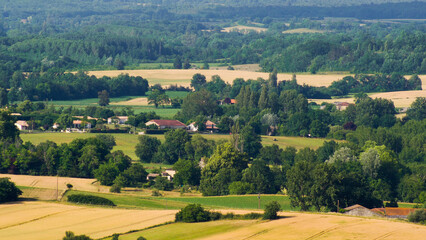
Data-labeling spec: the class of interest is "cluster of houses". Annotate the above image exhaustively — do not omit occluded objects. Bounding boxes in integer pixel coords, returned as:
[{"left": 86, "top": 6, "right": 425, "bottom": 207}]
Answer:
[{"left": 13, "top": 113, "right": 219, "bottom": 133}]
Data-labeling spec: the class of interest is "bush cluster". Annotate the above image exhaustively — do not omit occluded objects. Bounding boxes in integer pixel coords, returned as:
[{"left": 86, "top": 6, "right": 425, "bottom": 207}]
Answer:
[
  {"left": 0, "top": 178, "right": 22, "bottom": 203},
  {"left": 175, "top": 204, "right": 263, "bottom": 223},
  {"left": 67, "top": 194, "right": 115, "bottom": 206},
  {"left": 408, "top": 209, "right": 426, "bottom": 224}
]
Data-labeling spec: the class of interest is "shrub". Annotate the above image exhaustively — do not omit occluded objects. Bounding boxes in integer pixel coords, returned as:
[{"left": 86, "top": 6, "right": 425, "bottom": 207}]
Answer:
[
  {"left": 151, "top": 189, "right": 162, "bottom": 196},
  {"left": 408, "top": 209, "right": 426, "bottom": 224},
  {"left": 63, "top": 231, "right": 92, "bottom": 240},
  {"left": 263, "top": 201, "right": 281, "bottom": 220},
  {"left": 228, "top": 181, "right": 254, "bottom": 195},
  {"left": 175, "top": 204, "right": 211, "bottom": 223},
  {"left": 67, "top": 194, "right": 115, "bottom": 206},
  {"left": 110, "top": 184, "right": 121, "bottom": 193},
  {"left": 0, "top": 178, "right": 22, "bottom": 203},
  {"left": 66, "top": 184, "right": 73, "bottom": 189},
  {"left": 137, "top": 237, "right": 147, "bottom": 240},
  {"left": 385, "top": 199, "right": 398, "bottom": 207}
]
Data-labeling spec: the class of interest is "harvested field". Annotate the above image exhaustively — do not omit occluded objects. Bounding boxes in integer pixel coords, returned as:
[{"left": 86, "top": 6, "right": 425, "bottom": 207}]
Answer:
[
  {"left": 282, "top": 28, "right": 327, "bottom": 34},
  {"left": 222, "top": 25, "right": 268, "bottom": 33},
  {"left": 310, "top": 89, "right": 426, "bottom": 108},
  {"left": 110, "top": 97, "right": 148, "bottom": 106},
  {"left": 0, "top": 173, "right": 109, "bottom": 193},
  {"left": 111, "top": 212, "right": 426, "bottom": 240},
  {"left": 214, "top": 64, "right": 261, "bottom": 71},
  {"left": 0, "top": 201, "right": 177, "bottom": 240},
  {"left": 86, "top": 69, "right": 352, "bottom": 87}
]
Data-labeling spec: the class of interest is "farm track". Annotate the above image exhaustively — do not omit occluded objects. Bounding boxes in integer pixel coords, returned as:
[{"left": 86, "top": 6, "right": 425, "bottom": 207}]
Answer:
[{"left": 304, "top": 220, "right": 364, "bottom": 239}]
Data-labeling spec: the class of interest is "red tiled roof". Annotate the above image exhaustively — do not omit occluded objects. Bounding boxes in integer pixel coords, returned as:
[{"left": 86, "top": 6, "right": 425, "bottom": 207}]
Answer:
[
  {"left": 384, "top": 208, "right": 417, "bottom": 216},
  {"left": 230, "top": 99, "right": 237, "bottom": 104},
  {"left": 147, "top": 119, "right": 186, "bottom": 127}
]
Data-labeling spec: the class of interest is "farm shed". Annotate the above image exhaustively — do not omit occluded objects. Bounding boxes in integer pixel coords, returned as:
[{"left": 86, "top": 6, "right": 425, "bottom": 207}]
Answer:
[{"left": 344, "top": 204, "right": 383, "bottom": 217}]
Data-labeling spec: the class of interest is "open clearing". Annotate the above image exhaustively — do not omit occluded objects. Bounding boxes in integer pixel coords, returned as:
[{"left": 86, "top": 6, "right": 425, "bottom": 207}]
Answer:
[
  {"left": 86, "top": 69, "right": 354, "bottom": 87},
  {"left": 310, "top": 89, "right": 426, "bottom": 108},
  {"left": 107, "top": 212, "right": 426, "bottom": 240},
  {"left": 282, "top": 28, "right": 328, "bottom": 34},
  {"left": 222, "top": 25, "right": 268, "bottom": 33},
  {"left": 110, "top": 97, "right": 148, "bottom": 106},
  {"left": 0, "top": 201, "right": 176, "bottom": 240}
]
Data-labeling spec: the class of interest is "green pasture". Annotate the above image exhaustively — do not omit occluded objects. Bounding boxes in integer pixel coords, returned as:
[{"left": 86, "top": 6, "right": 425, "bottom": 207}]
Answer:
[
  {"left": 165, "top": 195, "right": 294, "bottom": 211},
  {"left": 20, "top": 133, "right": 336, "bottom": 161},
  {"left": 102, "top": 220, "right": 254, "bottom": 240},
  {"left": 64, "top": 190, "right": 186, "bottom": 210},
  {"left": 64, "top": 190, "right": 293, "bottom": 211}
]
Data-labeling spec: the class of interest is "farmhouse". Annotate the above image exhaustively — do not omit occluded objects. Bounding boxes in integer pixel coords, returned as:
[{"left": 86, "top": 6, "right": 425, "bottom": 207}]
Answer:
[
  {"left": 219, "top": 98, "right": 237, "bottom": 105},
  {"left": 343, "top": 204, "right": 383, "bottom": 217},
  {"left": 15, "top": 120, "right": 29, "bottom": 130},
  {"left": 333, "top": 102, "right": 352, "bottom": 111},
  {"left": 205, "top": 120, "right": 218, "bottom": 131},
  {"left": 187, "top": 120, "right": 218, "bottom": 132},
  {"left": 146, "top": 119, "right": 186, "bottom": 129},
  {"left": 108, "top": 116, "right": 129, "bottom": 124},
  {"left": 73, "top": 120, "right": 91, "bottom": 129},
  {"left": 146, "top": 171, "right": 175, "bottom": 181},
  {"left": 52, "top": 123, "right": 60, "bottom": 129},
  {"left": 73, "top": 116, "right": 98, "bottom": 121}
]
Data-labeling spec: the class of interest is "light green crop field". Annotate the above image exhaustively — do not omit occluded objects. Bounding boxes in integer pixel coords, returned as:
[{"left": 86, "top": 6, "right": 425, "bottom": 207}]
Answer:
[
  {"left": 102, "top": 220, "right": 255, "bottom": 240},
  {"left": 38, "top": 91, "right": 187, "bottom": 118},
  {"left": 165, "top": 195, "right": 294, "bottom": 211},
  {"left": 64, "top": 190, "right": 293, "bottom": 211},
  {"left": 20, "top": 133, "right": 333, "bottom": 161},
  {"left": 20, "top": 133, "right": 335, "bottom": 161}
]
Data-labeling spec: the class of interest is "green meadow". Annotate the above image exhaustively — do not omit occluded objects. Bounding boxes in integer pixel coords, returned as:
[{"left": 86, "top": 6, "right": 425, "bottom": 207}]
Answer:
[{"left": 20, "top": 133, "right": 335, "bottom": 161}]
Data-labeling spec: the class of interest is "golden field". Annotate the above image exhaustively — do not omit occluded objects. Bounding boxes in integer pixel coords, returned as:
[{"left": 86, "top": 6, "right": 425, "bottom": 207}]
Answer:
[
  {"left": 86, "top": 69, "right": 351, "bottom": 87},
  {"left": 2, "top": 201, "right": 425, "bottom": 240},
  {"left": 310, "top": 89, "right": 426, "bottom": 108},
  {"left": 222, "top": 25, "right": 268, "bottom": 33},
  {"left": 0, "top": 201, "right": 176, "bottom": 240},
  {"left": 0, "top": 174, "right": 109, "bottom": 193},
  {"left": 282, "top": 28, "right": 328, "bottom": 34}
]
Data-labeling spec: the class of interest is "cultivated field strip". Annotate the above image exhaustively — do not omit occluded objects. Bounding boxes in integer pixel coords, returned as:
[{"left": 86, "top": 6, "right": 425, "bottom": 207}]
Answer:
[
  {"left": 0, "top": 201, "right": 177, "bottom": 240},
  {"left": 86, "top": 69, "right": 353, "bottom": 87},
  {"left": 197, "top": 212, "right": 426, "bottom": 240}
]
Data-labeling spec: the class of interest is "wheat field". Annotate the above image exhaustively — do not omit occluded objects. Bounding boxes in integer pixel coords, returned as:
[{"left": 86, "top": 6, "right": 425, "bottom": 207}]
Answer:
[
  {"left": 86, "top": 69, "right": 350, "bottom": 87},
  {"left": 0, "top": 201, "right": 177, "bottom": 240}
]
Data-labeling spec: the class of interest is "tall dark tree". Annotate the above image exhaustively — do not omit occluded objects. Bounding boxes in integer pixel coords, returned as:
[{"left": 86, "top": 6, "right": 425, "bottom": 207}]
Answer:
[
  {"left": 174, "top": 57, "right": 182, "bottom": 69},
  {"left": 98, "top": 90, "right": 109, "bottom": 106},
  {"left": 135, "top": 135, "right": 161, "bottom": 163},
  {"left": 190, "top": 73, "right": 206, "bottom": 91},
  {"left": 0, "top": 88, "right": 8, "bottom": 107}
]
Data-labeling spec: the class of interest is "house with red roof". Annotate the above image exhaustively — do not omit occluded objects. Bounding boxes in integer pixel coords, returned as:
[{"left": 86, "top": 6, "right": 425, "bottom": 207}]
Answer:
[{"left": 146, "top": 119, "right": 186, "bottom": 129}]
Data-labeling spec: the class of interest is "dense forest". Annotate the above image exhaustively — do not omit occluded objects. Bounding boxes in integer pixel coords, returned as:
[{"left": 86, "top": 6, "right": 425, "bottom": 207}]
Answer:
[{"left": 0, "top": 0, "right": 424, "bottom": 77}]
